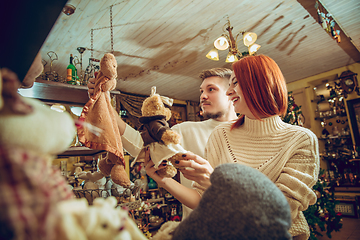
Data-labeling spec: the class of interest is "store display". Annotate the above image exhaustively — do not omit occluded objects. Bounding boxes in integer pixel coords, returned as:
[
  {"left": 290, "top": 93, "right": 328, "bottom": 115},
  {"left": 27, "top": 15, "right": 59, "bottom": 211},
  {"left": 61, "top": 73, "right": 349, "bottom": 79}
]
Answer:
[{"left": 313, "top": 80, "right": 360, "bottom": 187}]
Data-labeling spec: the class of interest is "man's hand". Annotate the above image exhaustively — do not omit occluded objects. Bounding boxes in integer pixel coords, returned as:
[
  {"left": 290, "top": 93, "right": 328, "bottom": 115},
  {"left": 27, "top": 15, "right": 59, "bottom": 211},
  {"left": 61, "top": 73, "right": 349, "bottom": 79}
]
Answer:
[
  {"left": 87, "top": 72, "right": 98, "bottom": 97},
  {"left": 176, "top": 152, "right": 213, "bottom": 189}
]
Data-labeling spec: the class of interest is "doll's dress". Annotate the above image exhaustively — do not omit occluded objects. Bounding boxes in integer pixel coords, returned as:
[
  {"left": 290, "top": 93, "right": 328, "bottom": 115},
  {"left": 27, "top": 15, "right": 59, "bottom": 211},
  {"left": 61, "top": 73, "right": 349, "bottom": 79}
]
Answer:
[{"left": 78, "top": 71, "right": 125, "bottom": 166}]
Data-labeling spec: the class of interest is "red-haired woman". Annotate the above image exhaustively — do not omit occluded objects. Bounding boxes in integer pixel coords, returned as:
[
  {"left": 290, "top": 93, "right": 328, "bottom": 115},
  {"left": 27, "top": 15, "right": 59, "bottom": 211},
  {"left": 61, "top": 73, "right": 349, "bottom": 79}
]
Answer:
[{"left": 157, "top": 55, "right": 320, "bottom": 239}]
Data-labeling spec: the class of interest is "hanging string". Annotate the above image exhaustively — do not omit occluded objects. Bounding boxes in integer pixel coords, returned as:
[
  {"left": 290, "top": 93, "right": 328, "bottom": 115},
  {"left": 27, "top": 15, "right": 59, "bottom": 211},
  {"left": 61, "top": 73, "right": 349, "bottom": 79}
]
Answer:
[
  {"left": 90, "top": 29, "right": 94, "bottom": 58},
  {"left": 110, "top": 5, "right": 114, "bottom": 53}
]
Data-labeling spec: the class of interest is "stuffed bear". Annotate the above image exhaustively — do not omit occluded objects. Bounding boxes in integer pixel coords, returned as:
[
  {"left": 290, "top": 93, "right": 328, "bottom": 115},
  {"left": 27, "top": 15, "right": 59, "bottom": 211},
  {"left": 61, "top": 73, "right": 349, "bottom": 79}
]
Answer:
[
  {"left": 133, "top": 86, "right": 187, "bottom": 178},
  {"left": 57, "top": 196, "right": 147, "bottom": 240},
  {"left": 152, "top": 163, "right": 292, "bottom": 240},
  {"left": 78, "top": 53, "right": 131, "bottom": 187}
]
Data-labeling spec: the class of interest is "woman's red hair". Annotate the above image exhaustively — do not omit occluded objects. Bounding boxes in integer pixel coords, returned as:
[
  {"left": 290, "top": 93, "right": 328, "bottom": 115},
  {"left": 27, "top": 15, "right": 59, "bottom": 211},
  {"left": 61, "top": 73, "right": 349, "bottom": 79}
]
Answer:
[{"left": 231, "top": 55, "right": 288, "bottom": 129}]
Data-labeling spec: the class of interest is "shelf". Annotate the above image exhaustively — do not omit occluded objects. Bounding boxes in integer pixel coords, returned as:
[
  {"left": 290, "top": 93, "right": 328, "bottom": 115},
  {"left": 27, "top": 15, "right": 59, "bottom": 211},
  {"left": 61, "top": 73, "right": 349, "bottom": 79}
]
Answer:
[
  {"left": 19, "top": 79, "right": 120, "bottom": 106},
  {"left": 57, "top": 146, "right": 105, "bottom": 158},
  {"left": 315, "top": 113, "right": 347, "bottom": 120},
  {"left": 335, "top": 186, "right": 360, "bottom": 193},
  {"left": 318, "top": 135, "right": 351, "bottom": 140}
]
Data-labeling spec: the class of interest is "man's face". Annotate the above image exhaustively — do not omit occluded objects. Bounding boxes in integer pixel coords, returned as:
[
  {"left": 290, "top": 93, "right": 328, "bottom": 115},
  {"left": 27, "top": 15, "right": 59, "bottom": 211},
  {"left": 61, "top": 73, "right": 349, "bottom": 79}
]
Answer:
[{"left": 199, "top": 76, "right": 232, "bottom": 119}]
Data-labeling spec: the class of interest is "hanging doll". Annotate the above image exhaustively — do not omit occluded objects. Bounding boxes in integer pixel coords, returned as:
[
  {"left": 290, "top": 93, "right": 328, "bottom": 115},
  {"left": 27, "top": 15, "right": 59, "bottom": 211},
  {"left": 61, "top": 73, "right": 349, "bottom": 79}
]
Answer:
[{"left": 78, "top": 53, "right": 130, "bottom": 187}]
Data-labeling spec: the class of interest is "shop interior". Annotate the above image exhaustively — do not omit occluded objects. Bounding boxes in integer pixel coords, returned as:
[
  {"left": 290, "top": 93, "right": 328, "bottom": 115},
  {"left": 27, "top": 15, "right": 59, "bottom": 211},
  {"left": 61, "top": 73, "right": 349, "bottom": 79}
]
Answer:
[{"left": 1, "top": 0, "right": 360, "bottom": 239}]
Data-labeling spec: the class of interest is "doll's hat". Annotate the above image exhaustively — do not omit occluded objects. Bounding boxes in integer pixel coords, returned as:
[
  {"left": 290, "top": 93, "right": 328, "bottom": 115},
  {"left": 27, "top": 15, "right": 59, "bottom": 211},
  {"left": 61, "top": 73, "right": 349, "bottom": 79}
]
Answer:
[{"left": 173, "top": 163, "right": 292, "bottom": 240}]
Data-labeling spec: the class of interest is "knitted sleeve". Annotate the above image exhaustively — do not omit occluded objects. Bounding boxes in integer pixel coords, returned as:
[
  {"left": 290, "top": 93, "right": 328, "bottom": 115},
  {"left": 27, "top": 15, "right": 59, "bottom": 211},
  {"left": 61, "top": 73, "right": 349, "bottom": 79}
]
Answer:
[
  {"left": 193, "top": 127, "right": 230, "bottom": 195},
  {"left": 275, "top": 130, "right": 320, "bottom": 221}
]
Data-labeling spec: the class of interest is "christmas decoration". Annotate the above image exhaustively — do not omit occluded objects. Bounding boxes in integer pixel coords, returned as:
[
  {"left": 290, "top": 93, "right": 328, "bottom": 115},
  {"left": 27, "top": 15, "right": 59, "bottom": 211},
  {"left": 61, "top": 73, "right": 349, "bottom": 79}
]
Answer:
[
  {"left": 282, "top": 91, "right": 304, "bottom": 126},
  {"left": 315, "top": 1, "right": 341, "bottom": 43},
  {"left": 282, "top": 92, "right": 343, "bottom": 240},
  {"left": 303, "top": 169, "right": 343, "bottom": 240}
]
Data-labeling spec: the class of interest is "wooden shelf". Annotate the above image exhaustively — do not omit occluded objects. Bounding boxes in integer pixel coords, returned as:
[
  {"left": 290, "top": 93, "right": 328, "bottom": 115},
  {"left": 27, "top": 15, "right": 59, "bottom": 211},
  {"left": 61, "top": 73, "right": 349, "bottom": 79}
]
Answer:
[
  {"left": 318, "top": 135, "right": 351, "bottom": 140},
  {"left": 335, "top": 186, "right": 360, "bottom": 193},
  {"left": 19, "top": 79, "right": 120, "bottom": 106},
  {"left": 57, "top": 146, "right": 105, "bottom": 158},
  {"left": 315, "top": 113, "right": 347, "bottom": 120}
]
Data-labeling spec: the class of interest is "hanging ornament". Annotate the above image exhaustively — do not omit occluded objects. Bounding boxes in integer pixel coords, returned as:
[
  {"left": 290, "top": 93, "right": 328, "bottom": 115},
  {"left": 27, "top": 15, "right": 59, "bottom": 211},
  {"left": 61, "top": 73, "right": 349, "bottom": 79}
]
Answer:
[{"left": 315, "top": 1, "right": 341, "bottom": 43}]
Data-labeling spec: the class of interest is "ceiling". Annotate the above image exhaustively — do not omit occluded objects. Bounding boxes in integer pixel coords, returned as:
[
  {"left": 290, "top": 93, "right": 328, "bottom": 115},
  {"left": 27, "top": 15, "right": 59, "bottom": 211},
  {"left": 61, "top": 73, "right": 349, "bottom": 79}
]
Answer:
[{"left": 39, "top": 0, "right": 360, "bottom": 102}]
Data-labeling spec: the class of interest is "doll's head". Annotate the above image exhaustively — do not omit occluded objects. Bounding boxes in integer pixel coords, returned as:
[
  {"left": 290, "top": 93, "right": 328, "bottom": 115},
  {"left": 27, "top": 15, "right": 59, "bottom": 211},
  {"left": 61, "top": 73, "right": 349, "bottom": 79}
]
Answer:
[{"left": 100, "top": 53, "right": 117, "bottom": 80}]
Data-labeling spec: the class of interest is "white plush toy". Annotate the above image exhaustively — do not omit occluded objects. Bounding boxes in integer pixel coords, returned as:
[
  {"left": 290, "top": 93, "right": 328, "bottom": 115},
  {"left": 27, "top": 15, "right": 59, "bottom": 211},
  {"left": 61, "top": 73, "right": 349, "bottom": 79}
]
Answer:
[
  {"left": 0, "top": 68, "right": 147, "bottom": 240},
  {"left": 57, "top": 196, "right": 147, "bottom": 240},
  {"left": 78, "top": 171, "right": 107, "bottom": 189}
]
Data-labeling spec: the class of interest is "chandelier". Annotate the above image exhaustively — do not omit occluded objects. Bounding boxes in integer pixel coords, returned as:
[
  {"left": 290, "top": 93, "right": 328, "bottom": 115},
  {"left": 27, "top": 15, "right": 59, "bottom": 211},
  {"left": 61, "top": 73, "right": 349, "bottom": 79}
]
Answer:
[{"left": 206, "top": 19, "right": 261, "bottom": 63}]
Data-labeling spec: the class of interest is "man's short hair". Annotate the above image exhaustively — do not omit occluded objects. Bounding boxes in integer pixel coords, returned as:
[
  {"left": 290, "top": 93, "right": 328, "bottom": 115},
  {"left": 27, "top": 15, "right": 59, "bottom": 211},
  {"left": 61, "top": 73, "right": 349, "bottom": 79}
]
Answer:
[{"left": 199, "top": 68, "right": 232, "bottom": 81}]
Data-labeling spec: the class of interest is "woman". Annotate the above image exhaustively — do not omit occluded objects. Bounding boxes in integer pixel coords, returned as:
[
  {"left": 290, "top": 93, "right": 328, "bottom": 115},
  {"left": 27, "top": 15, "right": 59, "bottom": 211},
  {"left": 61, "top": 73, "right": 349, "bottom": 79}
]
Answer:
[{"left": 145, "top": 55, "right": 319, "bottom": 240}]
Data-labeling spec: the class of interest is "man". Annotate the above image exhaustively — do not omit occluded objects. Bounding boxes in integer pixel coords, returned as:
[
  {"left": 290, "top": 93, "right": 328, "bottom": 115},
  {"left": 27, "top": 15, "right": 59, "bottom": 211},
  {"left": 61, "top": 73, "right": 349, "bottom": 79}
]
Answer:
[{"left": 88, "top": 68, "right": 237, "bottom": 218}]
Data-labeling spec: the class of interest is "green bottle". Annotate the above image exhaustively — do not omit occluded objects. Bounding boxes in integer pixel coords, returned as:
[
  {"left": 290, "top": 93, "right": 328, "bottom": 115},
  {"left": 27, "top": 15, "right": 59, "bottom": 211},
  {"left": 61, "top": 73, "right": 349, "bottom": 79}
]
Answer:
[{"left": 66, "top": 54, "right": 77, "bottom": 85}]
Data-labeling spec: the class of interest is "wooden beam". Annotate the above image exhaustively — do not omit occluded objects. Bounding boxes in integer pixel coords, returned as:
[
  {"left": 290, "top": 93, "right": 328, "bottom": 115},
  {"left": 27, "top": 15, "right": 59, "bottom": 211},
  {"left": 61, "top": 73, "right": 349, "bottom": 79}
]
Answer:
[{"left": 297, "top": 0, "right": 360, "bottom": 62}]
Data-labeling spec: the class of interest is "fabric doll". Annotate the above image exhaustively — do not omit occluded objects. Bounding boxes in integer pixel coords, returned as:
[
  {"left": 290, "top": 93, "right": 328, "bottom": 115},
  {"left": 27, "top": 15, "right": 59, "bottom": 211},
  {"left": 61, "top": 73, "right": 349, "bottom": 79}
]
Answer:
[{"left": 78, "top": 53, "right": 130, "bottom": 187}]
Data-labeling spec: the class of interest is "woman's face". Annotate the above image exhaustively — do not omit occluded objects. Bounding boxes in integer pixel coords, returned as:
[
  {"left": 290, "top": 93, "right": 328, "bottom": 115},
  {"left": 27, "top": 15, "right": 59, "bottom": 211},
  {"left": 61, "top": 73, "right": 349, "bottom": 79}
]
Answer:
[{"left": 226, "top": 72, "right": 255, "bottom": 118}]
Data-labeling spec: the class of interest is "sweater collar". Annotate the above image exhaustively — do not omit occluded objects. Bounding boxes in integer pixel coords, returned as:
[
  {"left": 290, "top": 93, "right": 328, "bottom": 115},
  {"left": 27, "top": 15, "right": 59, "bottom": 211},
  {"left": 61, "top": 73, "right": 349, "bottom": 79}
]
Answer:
[{"left": 242, "top": 115, "right": 286, "bottom": 136}]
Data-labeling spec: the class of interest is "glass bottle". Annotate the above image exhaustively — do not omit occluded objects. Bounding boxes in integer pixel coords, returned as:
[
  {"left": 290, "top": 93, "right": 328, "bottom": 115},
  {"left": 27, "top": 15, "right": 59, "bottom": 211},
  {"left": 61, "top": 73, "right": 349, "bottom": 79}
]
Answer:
[{"left": 66, "top": 54, "right": 77, "bottom": 85}]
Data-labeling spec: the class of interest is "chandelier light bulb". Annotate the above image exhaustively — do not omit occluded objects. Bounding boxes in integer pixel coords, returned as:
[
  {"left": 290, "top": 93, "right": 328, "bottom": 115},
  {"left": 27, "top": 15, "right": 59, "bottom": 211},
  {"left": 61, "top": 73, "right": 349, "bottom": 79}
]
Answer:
[
  {"left": 225, "top": 52, "right": 239, "bottom": 63},
  {"left": 206, "top": 48, "right": 219, "bottom": 61},
  {"left": 214, "top": 36, "right": 229, "bottom": 50},
  {"left": 248, "top": 43, "right": 261, "bottom": 55},
  {"left": 246, "top": 35, "right": 253, "bottom": 42}
]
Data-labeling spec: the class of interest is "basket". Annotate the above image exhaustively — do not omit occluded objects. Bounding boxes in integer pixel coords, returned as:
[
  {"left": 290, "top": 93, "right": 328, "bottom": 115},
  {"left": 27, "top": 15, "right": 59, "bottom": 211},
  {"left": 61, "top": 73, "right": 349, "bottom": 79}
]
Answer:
[{"left": 73, "top": 185, "right": 142, "bottom": 210}]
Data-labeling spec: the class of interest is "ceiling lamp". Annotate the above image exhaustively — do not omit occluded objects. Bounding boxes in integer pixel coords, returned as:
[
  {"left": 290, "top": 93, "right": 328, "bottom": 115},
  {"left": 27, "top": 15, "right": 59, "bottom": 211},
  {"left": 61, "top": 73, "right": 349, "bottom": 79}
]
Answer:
[
  {"left": 206, "top": 19, "right": 261, "bottom": 63},
  {"left": 205, "top": 48, "right": 219, "bottom": 61}
]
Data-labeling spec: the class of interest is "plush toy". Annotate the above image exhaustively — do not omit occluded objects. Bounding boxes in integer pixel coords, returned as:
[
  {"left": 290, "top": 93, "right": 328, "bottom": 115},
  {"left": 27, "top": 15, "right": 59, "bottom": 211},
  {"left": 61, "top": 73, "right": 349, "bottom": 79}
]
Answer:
[
  {"left": 0, "top": 65, "right": 146, "bottom": 240},
  {"left": 0, "top": 68, "right": 77, "bottom": 239},
  {"left": 78, "top": 53, "right": 131, "bottom": 187},
  {"left": 152, "top": 163, "right": 292, "bottom": 240},
  {"left": 133, "top": 86, "right": 187, "bottom": 178},
  {"left": 57, "top": 196, "right": 147, "bottom": 240}
]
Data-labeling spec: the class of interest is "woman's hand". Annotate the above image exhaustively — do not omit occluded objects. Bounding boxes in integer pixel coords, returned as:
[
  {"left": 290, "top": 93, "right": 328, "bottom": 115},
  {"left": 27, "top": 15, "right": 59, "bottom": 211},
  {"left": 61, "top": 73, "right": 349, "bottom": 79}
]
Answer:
[
  {"left": 143, "top": 147, "right": 168, "bottom": 186},
  {"left": 176, "top": 152, "right": 213, "bottom": 189}
]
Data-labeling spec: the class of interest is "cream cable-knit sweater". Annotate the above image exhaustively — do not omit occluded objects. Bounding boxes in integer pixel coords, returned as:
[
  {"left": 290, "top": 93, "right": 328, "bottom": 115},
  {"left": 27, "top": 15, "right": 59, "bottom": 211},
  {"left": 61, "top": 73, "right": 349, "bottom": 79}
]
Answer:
[{"left": 195, "top": 115, "right": 320, "bottom": 240}]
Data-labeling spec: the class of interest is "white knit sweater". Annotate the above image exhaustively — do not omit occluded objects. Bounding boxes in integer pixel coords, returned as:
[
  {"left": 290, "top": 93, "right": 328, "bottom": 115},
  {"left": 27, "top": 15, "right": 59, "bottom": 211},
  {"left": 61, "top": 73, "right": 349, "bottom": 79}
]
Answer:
[{"left": 197, "top": 115, "right": 320, "bottom": 239}]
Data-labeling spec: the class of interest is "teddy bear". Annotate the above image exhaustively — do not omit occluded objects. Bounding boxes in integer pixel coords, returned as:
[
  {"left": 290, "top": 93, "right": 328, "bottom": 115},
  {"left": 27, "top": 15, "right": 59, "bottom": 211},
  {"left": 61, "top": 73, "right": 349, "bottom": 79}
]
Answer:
[
  {"left": 57, "top": 196, "right": 147, "bottom": 240},
  {"left": 78, "top": 53, "right": 131, "bottom": 187},
  {"left": 152, "top": 163, "right": 292, "bottom": 240},
  {"left": 132, "top": 86, "right": 187, "bottom": 178}
]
